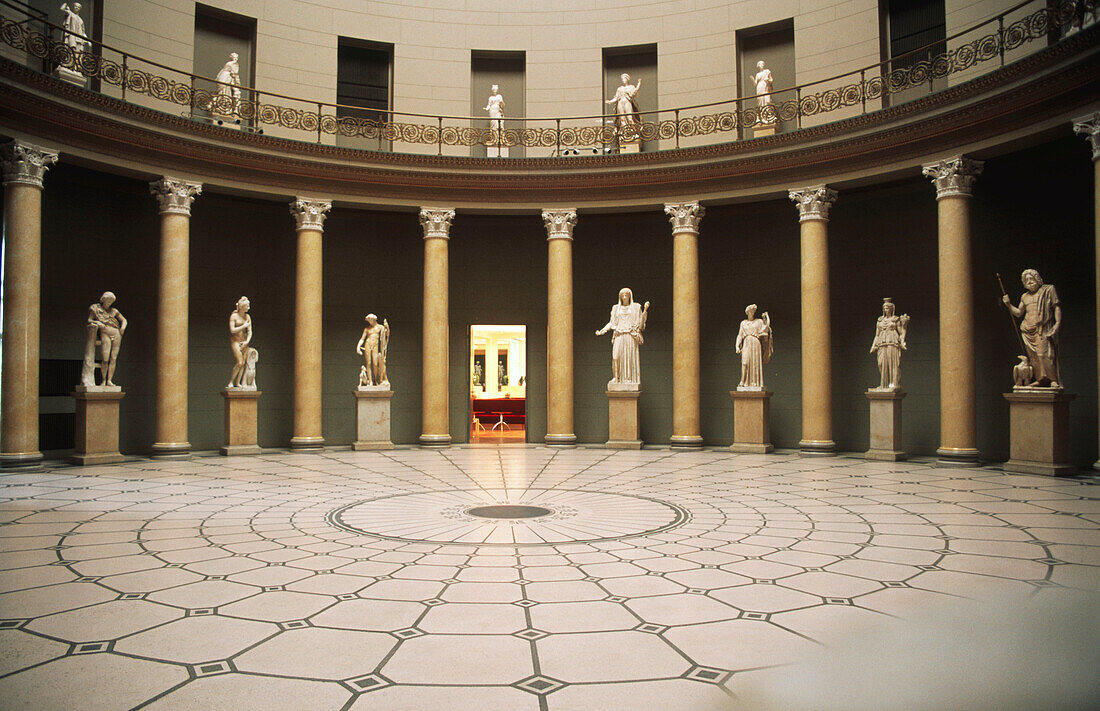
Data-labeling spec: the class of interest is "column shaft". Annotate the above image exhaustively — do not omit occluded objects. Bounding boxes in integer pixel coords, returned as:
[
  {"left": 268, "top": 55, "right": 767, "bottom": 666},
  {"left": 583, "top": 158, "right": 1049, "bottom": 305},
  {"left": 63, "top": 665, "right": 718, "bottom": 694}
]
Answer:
[
  {"left": 292, "top": 227, "right": 324, "bottom": 447},
  {"left": 800, "top": 218, "right": 834, "bottom": 452},
  {"left": 0, "top": 184, "right": 43, "bottom": 464},
  {"left": 1094, "top": 158, "right": 1099, "bottom": 469},
  {"left": 153, "top": 213, "right": 191, "bottom": 454},
  {"left": 421, "top": 235, "right": 450, "bottom": 444},
  {"left": 544, "top": 209, "right": 577, "bottom": 445},
  {"left": 672, "top": 229, "right": 701, "bottom": 446},
  {"left": 937, "top": 195, "right": 977, "bottom": 460}
]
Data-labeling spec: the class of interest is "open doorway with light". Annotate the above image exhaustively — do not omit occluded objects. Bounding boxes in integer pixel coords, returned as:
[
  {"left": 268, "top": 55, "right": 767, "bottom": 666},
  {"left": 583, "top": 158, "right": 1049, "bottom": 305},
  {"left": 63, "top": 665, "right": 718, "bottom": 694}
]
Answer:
[{"left": 469, "top": 325, "right": 526, "bottom": 443}]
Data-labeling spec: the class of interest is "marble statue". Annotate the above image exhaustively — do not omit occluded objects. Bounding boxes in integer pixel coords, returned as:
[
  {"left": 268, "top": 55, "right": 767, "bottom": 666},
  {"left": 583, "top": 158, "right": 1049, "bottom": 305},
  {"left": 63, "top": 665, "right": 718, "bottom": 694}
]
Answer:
[
  {"left": 1002, "top": 269, "right": 1061, "bottom": 388},
  {"left": 869, "top": 298, "right": 909, "bottom": 390},
  {"left": 1013, "top": 355, "right": 1033, "bottom": 388},
  {"left": 60, "top": 3, "right": 88, "bottom": 52},
  {"left": 228, "top": 296, "right": 258, "bottom": 390},
  {"left": 215, "top": 52, "right": 241, "bottom": 113},
  {"left": 606, "top": 73, "right": 642, "bottom": 130},
  {"left": 356, "top": 314, "right": 390, "bottom": 387},
  {"left": 735, "top": 304, "right": 772, "bottom": 390},
  {"left": 82, "top": 291, "right": 127, "bottom": 388},
  {"left": 484, "top": 85, "right": 505, "bottom": 132},
  {"left": 752, "top": 61, "right": 774, "bottom": 108},
  {"left": 596, "top": 288, "right": 649, "bottom": 387}
]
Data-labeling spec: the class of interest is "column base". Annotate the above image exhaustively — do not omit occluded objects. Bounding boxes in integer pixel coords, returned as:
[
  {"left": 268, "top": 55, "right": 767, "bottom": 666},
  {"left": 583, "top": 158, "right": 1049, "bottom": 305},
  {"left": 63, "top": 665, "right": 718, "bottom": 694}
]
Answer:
[
  {"left": 670, "top": 435, "right": 704, "bottom": 449},
  {"left": 0, "top": 452, "right": 44, "bottom": 468},
  {"left": 151, "top": 442, "right": 191, "bottom": 459},
  {"left": 544, "top": 434, "right": 577, "bottom": 446},
  {"left": 866, "top": 390, "right": 907, "bottom": 461},
  {"left": 799, "top": 440, "right": 836, "bottom": 457},
  {"left": 730, "top": 390, "right": 773, "bottom": 454},
  {"left": 355, "top": 389, "right": 393, "bottom": 451},
  {"left": 289, "top": 436, "right": 325, "bottom": 450},
  {"left": 607, "top": 390, "right": 641, "bottom": 448},
  {"left": 71, "top": 389, "right": 125, "bottom": 467},
  {"left": 222, "top": 389, "right": 261, "bottom": 456},
  {"left": 936, "top": 447, "right": 981, "bottom": 467},
  {"left": 1003, "top": 390, "right": 1076, "bottom": 477},
  {"left": 419, "top": 434, "right": 452, "bottom": 447}
]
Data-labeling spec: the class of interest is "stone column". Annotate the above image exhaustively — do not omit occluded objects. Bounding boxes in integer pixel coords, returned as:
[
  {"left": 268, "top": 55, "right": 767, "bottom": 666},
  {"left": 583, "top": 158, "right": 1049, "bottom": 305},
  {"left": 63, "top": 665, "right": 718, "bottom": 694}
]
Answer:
[
  {"left": 788, "top": 186, "right": 838, "bottom": 456},
  {"left": 922, "top": 156, "right": 984, "bottom": 467},
  {"left": 149, "top": 177, "right": 202, "bottom": 458},
  {"left": 289, "top": 198, "right": 331, "bottom": 449},
  {"left": 0, "top": 141, "right": 57, "bottom": 467},
  {"left": 1073, "top": 113, "right": 1100, "bottom": 470},
  {"left": 665, "top": 201, "right": 705, "bottom": 448},
  {"left": 420, "top": 208, "right": 455, "bottom": 446},
  {"left": 543, "top": 209, "right": 577, "bottom": 446}
]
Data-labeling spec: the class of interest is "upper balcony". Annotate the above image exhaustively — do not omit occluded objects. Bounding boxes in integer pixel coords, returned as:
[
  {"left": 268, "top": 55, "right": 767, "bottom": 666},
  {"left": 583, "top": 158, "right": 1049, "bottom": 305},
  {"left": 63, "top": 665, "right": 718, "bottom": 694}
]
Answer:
[{"left": 0, "top": 0, "right": 1098, "bottom": 209}]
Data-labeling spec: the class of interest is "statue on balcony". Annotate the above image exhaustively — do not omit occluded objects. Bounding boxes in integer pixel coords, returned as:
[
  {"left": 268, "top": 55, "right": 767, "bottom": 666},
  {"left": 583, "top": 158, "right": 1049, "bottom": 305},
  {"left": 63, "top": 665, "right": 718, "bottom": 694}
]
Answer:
[
  {"left": 484, "top": 85, "right": 505, "bottom": 132},
  {"left": 82, "top": 291, "right": 127, "bottom": 388},
  {"left": 1002, "top": 269, "right": 1061, "bottom": 388},
  {"left": 870, "top": 298, "right": 909, "bottom": 391},
  {"left": 735, "top": 304, "right": 772, "bottom": 391},
  {"left": 228, "top": 296, "right": 258, "bottom": 390},
  {"left": 356, "top": 314, "right": 390, "bottom": 387},
  {"left": 60, "top": 3, "right": 88, "bottom": 53},
  {"left": 215, "top": 52, "right": 241, "bottom": 114},
  {"left": 752, "top": 60, "right": 774, "bottom": 108},
  {"left": 606, "top": 73, "right": 642, "bottom": 130},
  {"left": 596, "top": 288, "right": 649, "bottom": 387}
]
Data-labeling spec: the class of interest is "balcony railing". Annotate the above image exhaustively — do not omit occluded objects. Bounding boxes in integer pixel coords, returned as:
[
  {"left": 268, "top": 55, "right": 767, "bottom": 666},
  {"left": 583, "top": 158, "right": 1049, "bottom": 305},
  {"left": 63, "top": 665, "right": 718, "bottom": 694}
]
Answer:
[{"left": 0, "top": 0, "right": 1095, "bottom": 156}]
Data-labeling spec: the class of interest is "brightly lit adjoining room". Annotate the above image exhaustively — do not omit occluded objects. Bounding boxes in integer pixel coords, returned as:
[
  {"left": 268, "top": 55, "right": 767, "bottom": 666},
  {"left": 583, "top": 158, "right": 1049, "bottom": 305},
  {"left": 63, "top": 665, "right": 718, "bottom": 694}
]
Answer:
[{"left": 0, "top": 0, "right": 1098, "bottom": 709}]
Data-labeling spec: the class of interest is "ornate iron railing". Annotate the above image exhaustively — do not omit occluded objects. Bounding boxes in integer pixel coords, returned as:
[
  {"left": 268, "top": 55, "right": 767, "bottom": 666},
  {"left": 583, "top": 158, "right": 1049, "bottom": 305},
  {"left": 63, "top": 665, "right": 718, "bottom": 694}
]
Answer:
[{"left": 0, "top": 0, "right": 1094, "bottom": 153}]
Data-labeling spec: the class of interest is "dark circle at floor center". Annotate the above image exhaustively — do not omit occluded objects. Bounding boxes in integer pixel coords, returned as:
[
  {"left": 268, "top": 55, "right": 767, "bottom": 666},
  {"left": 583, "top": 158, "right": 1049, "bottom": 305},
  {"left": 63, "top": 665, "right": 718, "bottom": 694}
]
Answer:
[{"left": 466, "top": 504, "right": 553, "bottom": 519}]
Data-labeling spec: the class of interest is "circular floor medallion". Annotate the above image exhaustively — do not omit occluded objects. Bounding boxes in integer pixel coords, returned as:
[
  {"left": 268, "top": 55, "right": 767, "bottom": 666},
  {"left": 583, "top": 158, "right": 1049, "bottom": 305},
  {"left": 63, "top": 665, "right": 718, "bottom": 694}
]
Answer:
[{"left": 327, "top": 488, "right": 688, "bottom": 545}]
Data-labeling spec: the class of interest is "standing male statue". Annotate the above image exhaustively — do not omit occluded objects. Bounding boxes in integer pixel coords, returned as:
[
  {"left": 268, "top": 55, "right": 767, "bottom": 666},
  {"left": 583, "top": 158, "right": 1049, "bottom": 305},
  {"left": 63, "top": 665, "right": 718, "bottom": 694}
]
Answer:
[
  {"left": 1002, "top": 269, "right": 1061, "bottom": 388},
  {"left": 357, "top": 314, "right": 390, "bottom": 387},
  {"left": 82, "top": 291, "right": 127, "bottom": 387},
  {"left": 60, "top": 3, "right": 88, "bottom": 52}
]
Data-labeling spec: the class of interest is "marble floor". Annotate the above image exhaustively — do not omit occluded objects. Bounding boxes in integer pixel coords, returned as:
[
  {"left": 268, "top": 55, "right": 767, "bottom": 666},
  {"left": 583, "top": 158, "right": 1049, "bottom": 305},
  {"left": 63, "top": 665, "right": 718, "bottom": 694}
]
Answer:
[{"left": 1, "top": 447, "right": 1098, "bottom": 711}]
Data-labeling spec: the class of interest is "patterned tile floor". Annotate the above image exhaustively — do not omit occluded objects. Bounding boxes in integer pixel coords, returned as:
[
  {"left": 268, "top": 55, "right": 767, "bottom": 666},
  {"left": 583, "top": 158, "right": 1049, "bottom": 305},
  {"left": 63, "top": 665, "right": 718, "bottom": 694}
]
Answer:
[{"left": 1, "top": 447, "right": 1098, "bottom": 710}]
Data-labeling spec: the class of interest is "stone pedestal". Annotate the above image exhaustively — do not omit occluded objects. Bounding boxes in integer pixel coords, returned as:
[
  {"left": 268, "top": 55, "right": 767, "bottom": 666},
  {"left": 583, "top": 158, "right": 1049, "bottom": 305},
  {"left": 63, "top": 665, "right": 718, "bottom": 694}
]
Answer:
[
  {"left": 607, "top": 388, "right": 642, "bottom": 449},
  {"left": 70, "top": 387, "right": 124, "bottom": 465},
  {"left": 866, "top": 390, "right": 906, "bottom": 461},
  {"left": 487, "top": 146, "right": 509, "bottom": 158},
  {"left": 729, "top": 390, "right": 773, "bottom": 454},
  {"left": 619, "top": 137, "right": 640, "bottom": 154},
  {"left": 55, "top": 67, "right": 87, "bottom": 87},
  {"left": 354, "top": 387, "right": 394, "bottom": 450},
  {"left": 1003, "top": 390, "right": 1076, "bottom": 476},
  {"left": 753, "top": 124, "right": 778, "bottom": 137},
  {"left": 221, "top": 389, "right": 261, "bottom": 456}
]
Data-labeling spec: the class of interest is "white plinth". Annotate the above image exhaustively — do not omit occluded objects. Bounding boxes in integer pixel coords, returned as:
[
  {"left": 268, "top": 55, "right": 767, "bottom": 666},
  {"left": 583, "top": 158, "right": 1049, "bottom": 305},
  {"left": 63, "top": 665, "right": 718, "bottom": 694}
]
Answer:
[{"left": 355, "top": 388, "right": 394, "bottom": 450}]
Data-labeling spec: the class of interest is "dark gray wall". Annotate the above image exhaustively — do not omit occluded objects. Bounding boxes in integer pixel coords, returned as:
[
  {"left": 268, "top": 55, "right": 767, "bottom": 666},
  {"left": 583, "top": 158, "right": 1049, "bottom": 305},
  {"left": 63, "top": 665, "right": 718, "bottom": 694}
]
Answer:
[{"left": 26, "top": 134, "right": 1098, "bottom": 464}]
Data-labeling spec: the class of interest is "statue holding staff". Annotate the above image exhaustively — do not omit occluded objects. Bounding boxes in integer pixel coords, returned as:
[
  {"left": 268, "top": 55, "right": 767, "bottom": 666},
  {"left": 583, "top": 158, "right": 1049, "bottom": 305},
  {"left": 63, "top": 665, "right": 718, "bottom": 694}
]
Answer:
[
  {"left": 1000, "top": 269, "right": 1061, "bottom": 388},
  {"left": 869, "top": 298, "right": 909, "bottom": 390},
  {"left": 735, "top": 304, "right": 772, "bottom": 390},
  {"left": 596, "top": 288, "right": 649, "bottom": 386}
]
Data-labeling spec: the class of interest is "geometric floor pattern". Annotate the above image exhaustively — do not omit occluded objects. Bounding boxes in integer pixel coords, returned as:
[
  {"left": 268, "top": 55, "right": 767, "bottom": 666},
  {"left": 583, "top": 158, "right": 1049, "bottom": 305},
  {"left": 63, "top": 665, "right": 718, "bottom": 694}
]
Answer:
[{"left": 1, "top": 446, "right": 1098, "bottom": 710}]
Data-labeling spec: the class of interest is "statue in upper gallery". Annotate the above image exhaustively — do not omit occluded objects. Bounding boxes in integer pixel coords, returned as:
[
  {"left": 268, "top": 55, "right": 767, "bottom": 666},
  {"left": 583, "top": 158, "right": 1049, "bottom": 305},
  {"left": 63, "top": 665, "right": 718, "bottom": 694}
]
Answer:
[
  {"left": 356, "top": 313, "right": 390, "bottom": 387},
  {"left": 1002, "top": 269, "right": 1061, "bottom": 388},
  {"left": 228, "top": 296, "right": 258, "bottom": 390},
  {"left": 82, "top": 291, "right": 127, "bottom": 388},
  {"left": 60, "top": 3, "right": 88, "bottom": 52},
  {"left": 596, "top": 287, "right": 649, "bottom": 387},
  {"left": 752, "top": 60, "right": 774, "bottom": 108},
  {"left": 606, "top": 73, "right": 642, "bottom": 130},
  {"left": 484, "top": 84, "right": 505, "bottom": 132},
  {"left": 735, "top": 304, "right": 773, "bottom": 390},
  {"left": 215, "top": 52, "right": 241, "bottom": 114},
  {"left": 870, "top": 298, "right": 910, "bottom": 391}
]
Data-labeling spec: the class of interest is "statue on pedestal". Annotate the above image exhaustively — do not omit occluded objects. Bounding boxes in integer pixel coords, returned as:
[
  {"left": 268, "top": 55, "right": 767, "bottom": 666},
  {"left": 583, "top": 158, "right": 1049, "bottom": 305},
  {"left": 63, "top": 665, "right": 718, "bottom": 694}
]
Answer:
[
  {"left": 596, "top": 288, "right": 649, "bottom": 387},
  {"left": 228, "top": 296, "right": 258, "bottom": 390},
  {"left": 82, "top": 291, "right": 127, "bottom": 388},
  {"left": 606, "top": 73, "right": 642, "bottom": 130},
  {"left": 484, "top": 85, "right": 505, "bottom": 132},
  {"left": 870, "top": 298, "right": 909, "bottom": 390},
  {"left": 735, "top": 304, "right": 772, "bottom": 390},
  {"left": 356, "top": 314, "right": 390, "bottom": 387},
  {"left": 752, "top": 61, "right": 774, "bottom": 108},
  {"left": 60, "top": 3, "right": 88, "bottom": 52},
  {"left": 1002, "top": 269, "right": 1061, "bottom": 388},
  {"left": 215, "top": 52, "right": 241, "bottom": 115}
]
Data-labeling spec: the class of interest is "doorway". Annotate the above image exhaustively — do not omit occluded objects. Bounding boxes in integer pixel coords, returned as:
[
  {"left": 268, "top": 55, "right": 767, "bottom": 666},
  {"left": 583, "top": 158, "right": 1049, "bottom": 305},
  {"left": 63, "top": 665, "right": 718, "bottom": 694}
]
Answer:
[{"left": 469, "top": 325, "right": 526, "bottom": 443}]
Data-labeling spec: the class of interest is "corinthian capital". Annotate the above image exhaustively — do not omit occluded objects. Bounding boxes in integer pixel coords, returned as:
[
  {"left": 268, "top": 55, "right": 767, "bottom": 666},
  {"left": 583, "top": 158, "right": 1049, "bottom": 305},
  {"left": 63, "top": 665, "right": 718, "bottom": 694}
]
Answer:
[
  {"left": 788, "top": 185, "right": 838, "bottom": 222},
  {"left": 922, "top": 156, "right": 983, "bottom": 199},
  {"left": 1, "top": 140, "right": 59, "bottom": 188},
  {"left": 289, "top": 198, "right": 332, "bottom": 231},
  {"left": 419, "top": 207, "right": 456, "bottom": 240},
  {"left": 149, "top": 177, "right": 202, "bottom": 215},
  {"left": 664, "top": 201, "right": 705, "bottom": 233},
  {"left": 542, "top": 209, "right": 577, "bottom": 241},
  {"left": 1073, "top": 113, "right": 1100, "bottom": 161}
]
